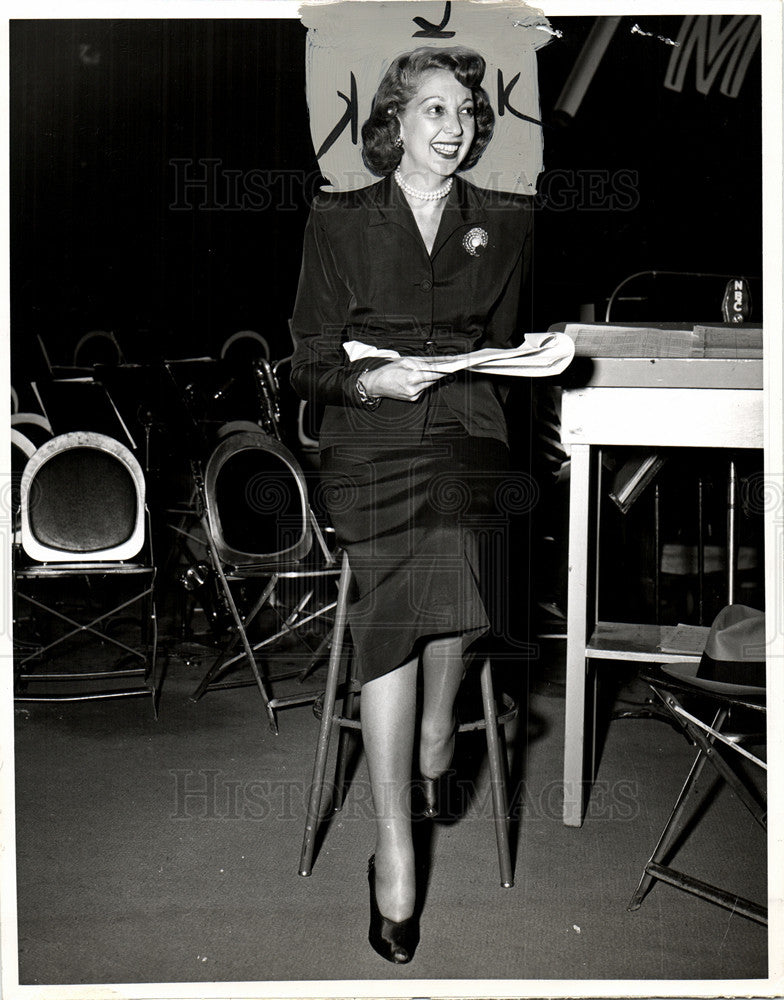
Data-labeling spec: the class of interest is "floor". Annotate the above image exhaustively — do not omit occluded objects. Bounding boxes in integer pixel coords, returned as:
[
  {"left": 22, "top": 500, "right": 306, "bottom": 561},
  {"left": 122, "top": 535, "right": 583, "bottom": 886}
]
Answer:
[{"left": 8, "top": 610, "right": 770, "bottom": 995}]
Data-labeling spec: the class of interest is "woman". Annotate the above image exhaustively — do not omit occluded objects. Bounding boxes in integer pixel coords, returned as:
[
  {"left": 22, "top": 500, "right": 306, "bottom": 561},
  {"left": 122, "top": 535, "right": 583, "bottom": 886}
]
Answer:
[{"left": 290, "top": 46, "right": 531, "bottom": 964}]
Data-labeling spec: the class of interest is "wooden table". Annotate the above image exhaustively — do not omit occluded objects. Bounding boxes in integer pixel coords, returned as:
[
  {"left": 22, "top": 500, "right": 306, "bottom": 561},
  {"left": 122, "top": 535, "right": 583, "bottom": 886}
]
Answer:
[{"left": 560, "top": 357, "right": 763, "bottom": 826}]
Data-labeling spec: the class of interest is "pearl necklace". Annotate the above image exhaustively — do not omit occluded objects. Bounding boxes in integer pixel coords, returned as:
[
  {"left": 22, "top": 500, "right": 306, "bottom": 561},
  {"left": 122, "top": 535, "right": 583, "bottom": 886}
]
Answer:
[{"left": 394, "top": 168, "right": 453, "bottom": 202}]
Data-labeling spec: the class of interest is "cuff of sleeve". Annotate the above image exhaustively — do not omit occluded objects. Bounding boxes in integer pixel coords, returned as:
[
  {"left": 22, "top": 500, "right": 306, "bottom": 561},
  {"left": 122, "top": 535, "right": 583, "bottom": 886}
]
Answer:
[{"left": 342, "top": 357, "right": 390, "bottom": 406}]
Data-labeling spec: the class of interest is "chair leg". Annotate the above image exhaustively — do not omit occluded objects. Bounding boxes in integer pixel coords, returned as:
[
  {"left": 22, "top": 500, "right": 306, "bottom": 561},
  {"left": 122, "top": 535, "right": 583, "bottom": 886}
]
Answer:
[
  {"left": 299, "top": 551, "right": 351, "bottom": 877},
  {"left": 13, "top": 574, "right": 159, "bottom": 710},
  {"left": 146, "top": 590, "right": 161, "bottom": 719},
  {"left": 190, "top": 574, "right": 278, "bottom": 700},
  {"left": 200, "top": 514, "right": 277, "bottom": 731},
  {"left": 297, "top": 630, "right": 332, "bottom": 683},
  {"left": 480, "top": 657, "right": 514, "bottom": 888},
  {"left": 628, "top": 705, "right": 727, "bottom": 911}
]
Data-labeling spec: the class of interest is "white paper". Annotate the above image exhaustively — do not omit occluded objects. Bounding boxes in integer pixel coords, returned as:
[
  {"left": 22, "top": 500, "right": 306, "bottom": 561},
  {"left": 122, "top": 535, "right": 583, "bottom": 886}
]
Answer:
[
  {"left": 344, "top": 333, "right": 575, "bottom": 378},
  {"left": 658, "top": 623, "right": 712, "bottom": 655}
]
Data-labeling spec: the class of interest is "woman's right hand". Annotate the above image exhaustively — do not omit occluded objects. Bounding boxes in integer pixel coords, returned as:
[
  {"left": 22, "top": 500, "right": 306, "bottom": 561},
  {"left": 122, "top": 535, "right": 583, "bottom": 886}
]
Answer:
[{"left": 359, "top": 359, "right": 448, "bottom": 403}]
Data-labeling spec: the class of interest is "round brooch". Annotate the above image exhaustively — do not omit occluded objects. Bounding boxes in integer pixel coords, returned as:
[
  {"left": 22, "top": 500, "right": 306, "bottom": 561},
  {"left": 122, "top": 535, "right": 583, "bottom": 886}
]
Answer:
[{"left": 462, "top": 226, "right": 488, "bottom": 257}]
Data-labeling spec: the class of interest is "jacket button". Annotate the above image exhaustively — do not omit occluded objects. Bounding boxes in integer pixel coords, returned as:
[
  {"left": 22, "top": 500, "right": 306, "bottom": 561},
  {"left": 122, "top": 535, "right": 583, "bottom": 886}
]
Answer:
[{"left": 421, "top": 278, "right": 432, "bottom": 291}]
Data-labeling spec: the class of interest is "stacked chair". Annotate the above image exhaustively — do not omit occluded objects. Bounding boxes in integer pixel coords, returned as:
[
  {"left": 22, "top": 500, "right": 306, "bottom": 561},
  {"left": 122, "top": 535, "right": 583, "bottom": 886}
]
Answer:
[{"left": 13, "top": 431, "right": 159, "bottom": 711}]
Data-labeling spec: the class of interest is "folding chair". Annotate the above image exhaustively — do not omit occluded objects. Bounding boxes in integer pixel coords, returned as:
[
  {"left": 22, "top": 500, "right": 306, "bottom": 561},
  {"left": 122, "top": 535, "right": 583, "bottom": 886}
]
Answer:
[
  {"left": 13, "top": 432, "right": 159, "bottom": 712},
  {"left": 188, "top": 429, "right": 347, "bottom": 733},
  {"left": 628, "top": 664, "right": 766, "bottom": 925}
]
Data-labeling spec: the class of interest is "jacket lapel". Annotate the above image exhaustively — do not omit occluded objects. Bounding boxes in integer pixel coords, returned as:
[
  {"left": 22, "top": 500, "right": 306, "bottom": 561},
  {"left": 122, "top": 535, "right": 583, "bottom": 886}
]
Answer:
[
  {"left": 366, "top": 173, "right": 425, "bottom": 254},
  {"left": 366, "top": 173, "right": 488, "bottom": 260},
  {"left": 431, "top": 177, "right": 488, "bottom": 260}
]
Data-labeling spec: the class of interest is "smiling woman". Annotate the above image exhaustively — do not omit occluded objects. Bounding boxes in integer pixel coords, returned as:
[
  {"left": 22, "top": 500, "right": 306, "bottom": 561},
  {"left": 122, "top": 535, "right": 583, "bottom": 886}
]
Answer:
[
  {"left": 290, "top": 45, "right": 531, "bottom": 966},
  {"left": 362, "top": 47, "right": 495, "bottom": 179},
  {"left": 397, "top": 71, "right": 476, "bottom": 182},
  {"left": 388, "top": 69, "right": 477, "bottom": 253}
]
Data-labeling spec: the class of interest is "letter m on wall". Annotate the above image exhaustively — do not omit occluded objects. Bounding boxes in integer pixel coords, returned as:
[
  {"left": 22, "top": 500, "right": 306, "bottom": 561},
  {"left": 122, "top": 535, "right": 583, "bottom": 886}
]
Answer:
[{"left": 664, "top": 15, "right": 761, "bottom": 98}]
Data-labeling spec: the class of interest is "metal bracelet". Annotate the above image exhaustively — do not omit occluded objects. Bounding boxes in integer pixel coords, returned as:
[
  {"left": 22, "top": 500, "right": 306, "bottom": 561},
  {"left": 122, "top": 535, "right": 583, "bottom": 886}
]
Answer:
[{"left": 355, "top": 369, "right": 381, "bottom": 409}]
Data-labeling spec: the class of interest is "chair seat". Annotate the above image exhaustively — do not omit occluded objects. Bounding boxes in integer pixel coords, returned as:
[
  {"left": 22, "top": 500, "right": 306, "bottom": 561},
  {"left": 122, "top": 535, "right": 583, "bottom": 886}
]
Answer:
[
  {"left": 641, "top": 666, "right": 766, "bottom": 710},
  {"left": 225, "top": 562, "right": 341, "bottom": 579},
  {"left": 16, "top": 562, "right": 154, "bottom": 577}
]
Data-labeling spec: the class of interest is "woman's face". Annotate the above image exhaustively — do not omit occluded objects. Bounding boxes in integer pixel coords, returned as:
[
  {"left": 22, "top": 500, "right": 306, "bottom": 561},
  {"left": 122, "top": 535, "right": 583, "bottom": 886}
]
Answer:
[{"left": 397, "top": 69, "right": 476, "bottom": 184}]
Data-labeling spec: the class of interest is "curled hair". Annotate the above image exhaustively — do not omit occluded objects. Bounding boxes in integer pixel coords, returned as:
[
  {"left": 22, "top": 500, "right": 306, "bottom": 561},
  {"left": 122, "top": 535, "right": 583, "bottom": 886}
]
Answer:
[{"left": 361, "top": 47, "right": 494, "bottom": 177}]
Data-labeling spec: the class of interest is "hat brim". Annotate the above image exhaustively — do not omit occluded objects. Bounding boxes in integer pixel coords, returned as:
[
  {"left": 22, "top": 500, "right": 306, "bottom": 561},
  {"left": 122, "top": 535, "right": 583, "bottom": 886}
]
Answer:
[{"left": 661, "top": 661, "right": 766, "bottom": 697}]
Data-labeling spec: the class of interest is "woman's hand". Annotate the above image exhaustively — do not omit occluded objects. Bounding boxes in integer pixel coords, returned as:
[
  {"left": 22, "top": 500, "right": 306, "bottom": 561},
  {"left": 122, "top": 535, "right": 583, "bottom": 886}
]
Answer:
[{"left": 359, "top": 359, "right": 449, "bottom": 403}]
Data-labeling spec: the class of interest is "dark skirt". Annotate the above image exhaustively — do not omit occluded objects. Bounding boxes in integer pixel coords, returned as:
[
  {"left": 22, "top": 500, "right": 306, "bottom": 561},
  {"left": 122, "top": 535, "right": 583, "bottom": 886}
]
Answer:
[{"left": 320, "top": 422, "right": 509, "bottom": 684}]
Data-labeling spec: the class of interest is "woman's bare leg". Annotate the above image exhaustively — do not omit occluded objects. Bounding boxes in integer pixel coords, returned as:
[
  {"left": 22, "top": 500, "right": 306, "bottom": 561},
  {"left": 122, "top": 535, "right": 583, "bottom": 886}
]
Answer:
[
  {"left": 419, "top": 633, "right": 472, "bottom": 778},
  {"left": 361, "top": 656, "right": 418, "bottom": 921}
]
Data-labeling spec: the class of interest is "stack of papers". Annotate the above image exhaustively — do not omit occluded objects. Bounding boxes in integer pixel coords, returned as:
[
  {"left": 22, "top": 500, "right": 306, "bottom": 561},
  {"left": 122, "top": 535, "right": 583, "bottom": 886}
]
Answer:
[
  {"left": 344, "top": 333, "right": 575, "bottom": 378},
  {"left": 562, "top": 323, "right": 763, "bottom": 359},
  {"left": 658, "top": 624, "right": 711, "bottom": 656}
]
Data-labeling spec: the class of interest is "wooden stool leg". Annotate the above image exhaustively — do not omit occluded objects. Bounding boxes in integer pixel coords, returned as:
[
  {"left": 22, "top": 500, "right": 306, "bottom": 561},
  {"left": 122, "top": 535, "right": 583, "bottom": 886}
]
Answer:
[
  {"left": 299, "top": 551, "right": 351, "bottom": 877},
  {"left": 333, "top": 652, "right": 357, "bottom": 813},
  {"left": 480, "top": 657, "right": 514, "bottom": 888}
]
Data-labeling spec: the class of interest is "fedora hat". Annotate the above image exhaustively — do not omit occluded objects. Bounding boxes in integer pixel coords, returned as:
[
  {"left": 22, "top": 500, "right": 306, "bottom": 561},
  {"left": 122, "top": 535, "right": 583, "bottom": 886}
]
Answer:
[{"left": 662, "top": 604, "right": 766, "bottom": 695}]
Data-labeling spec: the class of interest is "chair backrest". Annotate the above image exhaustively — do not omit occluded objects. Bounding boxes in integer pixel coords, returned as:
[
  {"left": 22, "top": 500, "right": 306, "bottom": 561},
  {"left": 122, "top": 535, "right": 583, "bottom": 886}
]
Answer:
[
  {"left": 204, "top": 431, "right": 311, "bottom": 566},
  {"left": 214, "top": 420, "right": 266, "bottom": 441},
  {"left": 73, "top": 330, "right": 124, "bottom": 368},
  {"left": 11, "top": 429, "right": 36, "bottom": 462},
  {"left": 11, "top": 431, "right": 37, "bottom": 521},
  {"left": 11, "top": 412, "right": 54, "bottom": 450},
  {"left": 20, "top": 432, "right": 146, "bottom": 563},
  {"left": 219, "top": 330, "right": 270, "bottom": 363}
]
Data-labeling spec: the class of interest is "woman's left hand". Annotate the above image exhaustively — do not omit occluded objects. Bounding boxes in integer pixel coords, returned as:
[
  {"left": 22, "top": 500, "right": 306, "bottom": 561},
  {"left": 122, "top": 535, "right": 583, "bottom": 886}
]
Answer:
[{"left": 359, "top": 358, "right": 449, "bottom": 403}]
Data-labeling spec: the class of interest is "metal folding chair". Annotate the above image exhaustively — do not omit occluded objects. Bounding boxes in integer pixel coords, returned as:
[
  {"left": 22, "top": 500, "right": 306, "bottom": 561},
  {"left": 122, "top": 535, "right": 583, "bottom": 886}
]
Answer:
[
  {"left": 13, "top": 431, "right": 159, "bottom": 712},
  {"left": 188, "top": 429, "right": 347, "bottom": 733},
  {"left": 628, "top": 665, "right": 766, "bottom": 924}
]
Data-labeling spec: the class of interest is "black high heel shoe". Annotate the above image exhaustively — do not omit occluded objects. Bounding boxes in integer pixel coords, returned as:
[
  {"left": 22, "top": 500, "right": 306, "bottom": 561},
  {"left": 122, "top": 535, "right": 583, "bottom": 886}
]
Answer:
[
  {"left": 420, "top": 771, "right": 454, "bottom": 820},
  {"left": 420, "top": 720, "right": 457, "bottom": 819},
  {"left": 421, "top": 776, "right": 438, "bottom": 819},
  {"left": 367, "top": 855, "right": 419, "bottom": 964}
]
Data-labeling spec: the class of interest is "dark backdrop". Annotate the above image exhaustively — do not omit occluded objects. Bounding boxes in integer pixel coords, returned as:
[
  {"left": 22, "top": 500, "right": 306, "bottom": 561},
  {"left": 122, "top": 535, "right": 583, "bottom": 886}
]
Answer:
[{"left": 10, "top": 15, "right": 762, "bottom": 382}]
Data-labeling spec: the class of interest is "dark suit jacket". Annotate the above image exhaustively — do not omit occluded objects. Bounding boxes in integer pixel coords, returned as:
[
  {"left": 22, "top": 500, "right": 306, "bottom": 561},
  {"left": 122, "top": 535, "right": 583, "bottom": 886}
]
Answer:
[{"left": 290, "top": 173, "right": 533, "bottom": 450}]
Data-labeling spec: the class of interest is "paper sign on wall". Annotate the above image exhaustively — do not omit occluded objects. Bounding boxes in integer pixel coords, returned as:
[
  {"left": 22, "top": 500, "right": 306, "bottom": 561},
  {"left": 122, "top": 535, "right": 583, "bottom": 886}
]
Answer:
[{"left": 300, "top": 1, "right": 551, "bottom": 194}]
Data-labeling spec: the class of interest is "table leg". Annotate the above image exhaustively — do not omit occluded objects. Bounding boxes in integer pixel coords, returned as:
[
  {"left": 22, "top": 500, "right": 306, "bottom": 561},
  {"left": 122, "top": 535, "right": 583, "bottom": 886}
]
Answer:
[
  {"left": 727, "top": 458, "right": 737, "bottom": 605},
  {"left": 564, "top": 443, "right": 592, "bottom": 826}
]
